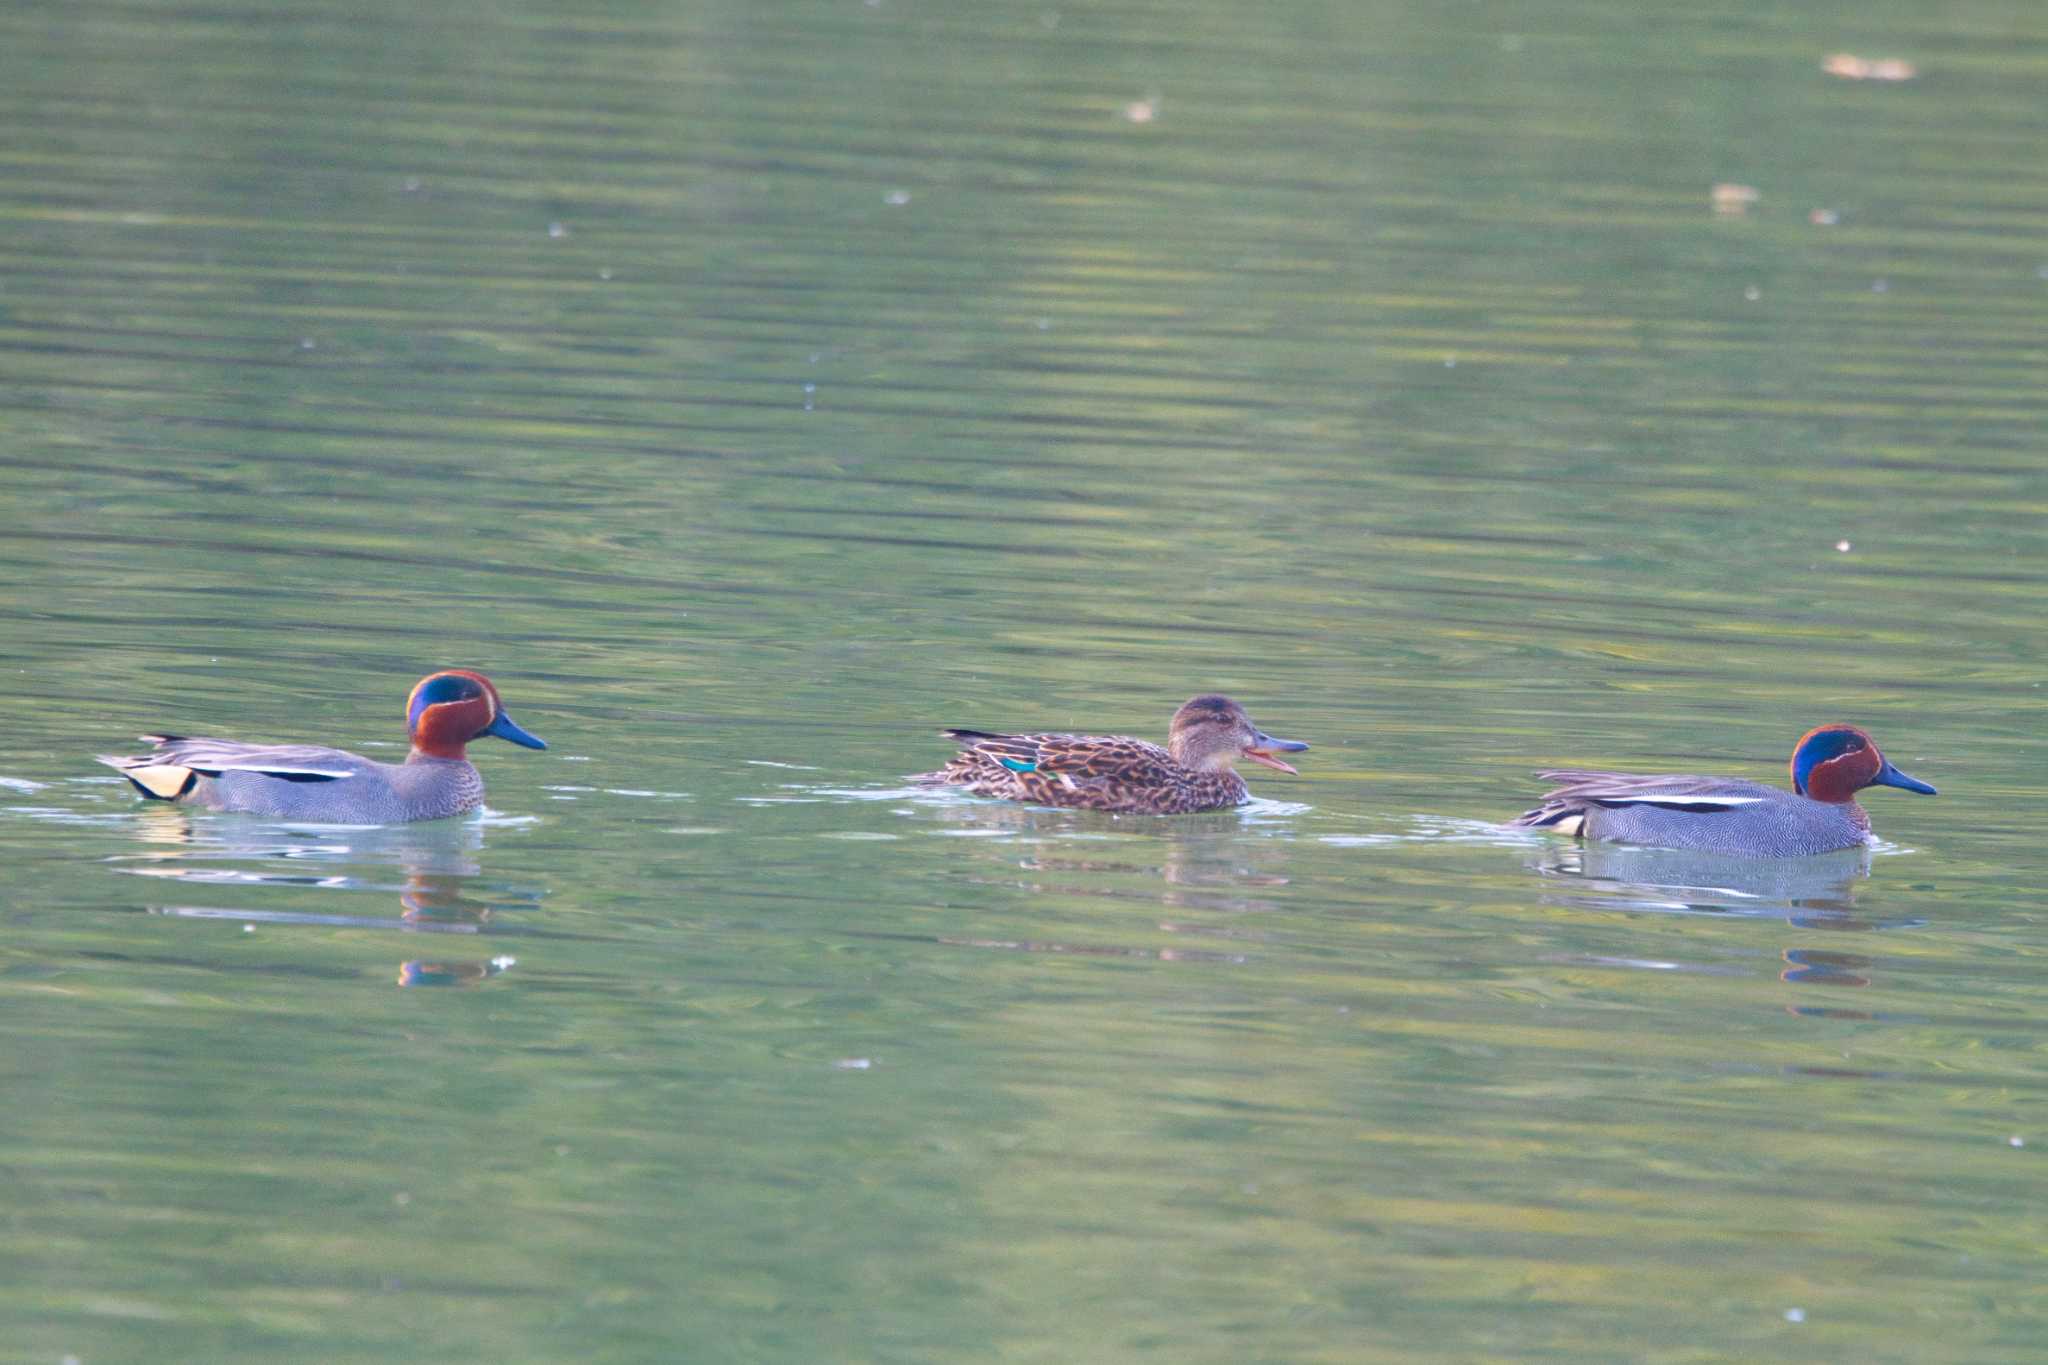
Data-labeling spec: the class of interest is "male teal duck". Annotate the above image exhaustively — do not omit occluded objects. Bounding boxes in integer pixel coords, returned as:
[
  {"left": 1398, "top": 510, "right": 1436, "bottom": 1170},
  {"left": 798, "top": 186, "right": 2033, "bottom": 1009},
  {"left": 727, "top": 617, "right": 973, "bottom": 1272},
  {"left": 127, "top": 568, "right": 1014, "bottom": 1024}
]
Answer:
[
  {"left": 1512, "top": 724, "right": 1935, "bottom": 856},
  {"left": 98, "top": 670, "right": 546, "bottom": 823},
  {"left": 912, "top": 694, "right": 1308, "bottom": 814}
]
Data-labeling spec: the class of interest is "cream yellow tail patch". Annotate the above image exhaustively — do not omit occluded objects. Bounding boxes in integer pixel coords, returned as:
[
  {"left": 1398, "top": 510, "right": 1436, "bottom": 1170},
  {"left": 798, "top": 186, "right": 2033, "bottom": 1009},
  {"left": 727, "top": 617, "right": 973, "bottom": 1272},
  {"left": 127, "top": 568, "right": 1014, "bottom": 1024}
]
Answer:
[{"left": 125, "top": 763, "right": 195, "bottom": 800}]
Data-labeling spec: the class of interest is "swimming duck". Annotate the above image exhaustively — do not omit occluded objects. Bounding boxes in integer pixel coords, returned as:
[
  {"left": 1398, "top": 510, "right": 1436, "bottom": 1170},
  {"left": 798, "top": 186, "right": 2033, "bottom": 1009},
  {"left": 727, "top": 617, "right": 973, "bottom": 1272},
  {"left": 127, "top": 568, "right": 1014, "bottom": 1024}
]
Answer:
[
  {"left": 1512, "top": 724, "right": 1935, "bottom": 856},
  {"left": 98, "top": 670, "right": 546, "bottom": 822},
  {"left": 912, "top": 694, "right": 1308, "bottom": 814}
]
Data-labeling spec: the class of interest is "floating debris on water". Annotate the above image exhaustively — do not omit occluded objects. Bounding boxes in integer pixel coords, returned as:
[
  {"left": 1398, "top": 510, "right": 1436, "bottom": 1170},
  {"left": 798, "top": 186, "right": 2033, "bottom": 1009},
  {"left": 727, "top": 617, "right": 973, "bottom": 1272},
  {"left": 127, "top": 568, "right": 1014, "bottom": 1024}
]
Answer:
[
  {"left": 1823, "top": 54, "right": 1917, "bottom": 82},
  {"left": 1712, "top": 183, "right": 1759, "bottom": 216}
]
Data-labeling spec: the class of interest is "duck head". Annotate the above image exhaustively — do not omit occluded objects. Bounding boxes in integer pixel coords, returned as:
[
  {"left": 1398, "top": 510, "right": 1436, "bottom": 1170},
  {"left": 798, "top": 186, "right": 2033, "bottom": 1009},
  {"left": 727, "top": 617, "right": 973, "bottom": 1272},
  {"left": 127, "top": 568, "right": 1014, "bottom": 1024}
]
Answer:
[
  {"left": 406, "top": 670, "right": 547, "bottom": 760},
  {"left": 1791, "top": 724, "right": 1935, "bottom": 803},
  {"left": 1168, "top": 695, "right": 1309, "bottom": 774}
]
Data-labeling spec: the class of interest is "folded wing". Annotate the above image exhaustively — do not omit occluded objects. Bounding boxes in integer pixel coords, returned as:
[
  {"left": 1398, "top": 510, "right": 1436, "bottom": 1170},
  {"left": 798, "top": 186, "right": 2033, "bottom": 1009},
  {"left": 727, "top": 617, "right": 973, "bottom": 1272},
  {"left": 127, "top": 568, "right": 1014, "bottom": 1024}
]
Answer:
[
  {"left": 1514, "top": 770, "right": 1770, "bottom": 834},
  {"left": 98, "top": 737, "right": 360, "bottom": 800}
]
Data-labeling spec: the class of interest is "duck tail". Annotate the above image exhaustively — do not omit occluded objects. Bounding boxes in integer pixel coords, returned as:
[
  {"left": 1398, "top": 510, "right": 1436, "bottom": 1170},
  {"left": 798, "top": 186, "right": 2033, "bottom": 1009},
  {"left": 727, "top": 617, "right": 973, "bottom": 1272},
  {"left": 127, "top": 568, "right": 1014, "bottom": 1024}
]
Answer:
[
  {"left": 1512, "top": 802, "right": 1586, "bottom": 836},
  {"left": 97, "top": 755, "right": 197, "bottom": 801}
]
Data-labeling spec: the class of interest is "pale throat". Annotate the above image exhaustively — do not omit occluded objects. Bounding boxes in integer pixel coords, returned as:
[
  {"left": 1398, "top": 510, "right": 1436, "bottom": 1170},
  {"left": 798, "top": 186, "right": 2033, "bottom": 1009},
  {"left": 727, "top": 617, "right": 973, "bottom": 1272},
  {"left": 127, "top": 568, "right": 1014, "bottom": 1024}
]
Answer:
[{"left": 1171, "top": 739, "right": 1235, "bottom": 771}]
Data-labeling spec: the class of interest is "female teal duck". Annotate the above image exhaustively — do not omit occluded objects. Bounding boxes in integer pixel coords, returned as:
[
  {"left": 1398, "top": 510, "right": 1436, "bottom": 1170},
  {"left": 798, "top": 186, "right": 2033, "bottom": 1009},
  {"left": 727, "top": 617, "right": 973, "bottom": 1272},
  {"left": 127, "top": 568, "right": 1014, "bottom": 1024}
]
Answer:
[
  {"left": 912, "top": 694, "right": 1308, "bottom": 814},
  {"left": 98, "top": 670, "right": 546, "bottom": 823},
  {"left": 1512, "top": 724, "right": 1935, "bottom": 857}
]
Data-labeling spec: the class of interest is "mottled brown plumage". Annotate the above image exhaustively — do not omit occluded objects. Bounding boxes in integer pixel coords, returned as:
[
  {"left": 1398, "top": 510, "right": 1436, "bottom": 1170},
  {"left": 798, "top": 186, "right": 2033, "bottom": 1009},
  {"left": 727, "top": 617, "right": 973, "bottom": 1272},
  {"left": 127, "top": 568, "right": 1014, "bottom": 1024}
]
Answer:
[{"left": 911, "top": 695, "right": 1308, "bottom": 814}]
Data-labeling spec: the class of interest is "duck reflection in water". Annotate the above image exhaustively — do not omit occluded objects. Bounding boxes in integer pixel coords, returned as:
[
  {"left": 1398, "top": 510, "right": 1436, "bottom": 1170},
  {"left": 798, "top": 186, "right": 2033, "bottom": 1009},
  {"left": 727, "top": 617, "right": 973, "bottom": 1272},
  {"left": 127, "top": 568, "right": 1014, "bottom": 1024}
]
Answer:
[
  {"left": 1528, "top": 841, "right": 1923, "bottom": 1008},
  {"left": 120, "top": 808, "right": 536, "bottom": 986},
  {"left": 397, "top": 959, "right": 513, "bottom": 987},
  {"left": 1528, "top": 841, "right": 1889, "bottom": 925},
  {"left": 912, "top": 801, "right": 1294, "bottom": 960}
]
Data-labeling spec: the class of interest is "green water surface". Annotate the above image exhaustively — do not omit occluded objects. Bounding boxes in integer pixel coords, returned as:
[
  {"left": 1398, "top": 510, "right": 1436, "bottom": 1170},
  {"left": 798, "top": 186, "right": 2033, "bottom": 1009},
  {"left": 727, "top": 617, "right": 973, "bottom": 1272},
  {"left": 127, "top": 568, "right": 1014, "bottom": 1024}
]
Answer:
[{"left": 2, "top": 0, "right": 2045, "bottom": 1360}]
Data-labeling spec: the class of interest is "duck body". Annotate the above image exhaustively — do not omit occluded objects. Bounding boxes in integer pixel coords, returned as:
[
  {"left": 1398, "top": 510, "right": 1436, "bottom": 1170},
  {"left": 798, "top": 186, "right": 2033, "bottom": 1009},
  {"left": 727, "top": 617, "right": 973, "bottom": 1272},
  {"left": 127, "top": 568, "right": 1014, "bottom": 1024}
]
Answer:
[
  {"left": 918, "top": 731, "right": 1251, "bottom": 814},
  {"left": 912, "top": 695, "right": 1307, "bottom": 815},
  {"left": 98, "top": 670, "right": 545, "bottom": 824},
  {"left": 120, "top": 740, "right": 491, "bottom": 823},
  {"left": 1517, "top": 772, "right": 1879, "bottom": 857},
  {"left": 1513, "top": 725, "right": 1935, "bottom": 857}
]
